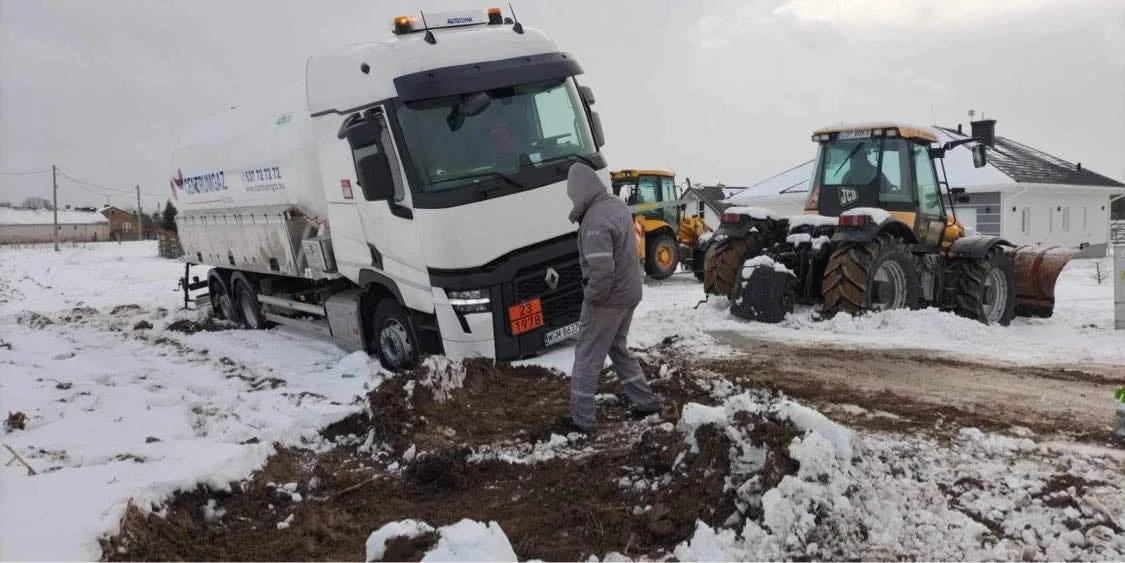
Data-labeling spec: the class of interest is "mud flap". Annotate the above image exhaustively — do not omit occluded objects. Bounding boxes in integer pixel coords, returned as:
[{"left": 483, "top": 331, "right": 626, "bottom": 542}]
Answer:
[
  {"left": 731, "top": 267, "right": 794, "bottom": 323},
  {"left": 1011, "top": 245, "right": 1076, "bottom": 318}
]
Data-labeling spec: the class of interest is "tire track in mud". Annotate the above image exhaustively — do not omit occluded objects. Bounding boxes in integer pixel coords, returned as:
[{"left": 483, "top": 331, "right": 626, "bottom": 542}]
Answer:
[{"left": 704, "top": 334, "right": 1124, "bottom": 446}]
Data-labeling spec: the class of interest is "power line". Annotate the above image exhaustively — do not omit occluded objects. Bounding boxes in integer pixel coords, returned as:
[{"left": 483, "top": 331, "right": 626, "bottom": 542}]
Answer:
[
  {"left": 56, "top": 169, "right": 134, "bottom": 193},
  {"left": 0, "top": 169, "right": 50, "bottom": 175}
]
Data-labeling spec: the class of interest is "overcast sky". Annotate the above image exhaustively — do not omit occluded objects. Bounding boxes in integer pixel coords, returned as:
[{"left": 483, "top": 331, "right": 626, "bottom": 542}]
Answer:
[{"left": 1, "top": 0, "right": 1122, "bottom": 211}]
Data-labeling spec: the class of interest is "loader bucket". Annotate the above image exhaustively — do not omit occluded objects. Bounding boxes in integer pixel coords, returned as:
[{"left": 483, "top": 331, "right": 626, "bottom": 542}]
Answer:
[{"left": 1011, "top": 245, "right": 1076, "bottom": 318}]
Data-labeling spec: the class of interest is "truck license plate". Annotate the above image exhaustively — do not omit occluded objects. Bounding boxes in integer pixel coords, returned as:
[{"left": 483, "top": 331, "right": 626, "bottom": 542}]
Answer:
[
  {"left": 544, "top": 322, "right": 580, "bottom": 346},
  {"left": 508, "top": 299, "right": 544, "bottom": 336}
]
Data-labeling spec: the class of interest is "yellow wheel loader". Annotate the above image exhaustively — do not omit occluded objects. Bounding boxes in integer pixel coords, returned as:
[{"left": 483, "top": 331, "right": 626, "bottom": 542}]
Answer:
[
  {"left": 610, "top": 169, "right": 712, "bottom": 280},
  {"left": 702, "top": 122, "right": 1074, "bottom": 325}
]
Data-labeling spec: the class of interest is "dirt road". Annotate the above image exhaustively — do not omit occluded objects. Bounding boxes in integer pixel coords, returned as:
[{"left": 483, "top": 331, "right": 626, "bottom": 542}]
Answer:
[{"left": 709, "top": 331, "right": 1125, "bottom": 444}]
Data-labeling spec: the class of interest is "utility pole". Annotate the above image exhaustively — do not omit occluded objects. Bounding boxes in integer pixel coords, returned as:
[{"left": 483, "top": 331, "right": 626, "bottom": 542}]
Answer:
[
  {"left": 52, "top": 165, "right": 59, "bottom": 252},
  {"left": 135, "top": 185, "right": 143, "bottom": 241}
]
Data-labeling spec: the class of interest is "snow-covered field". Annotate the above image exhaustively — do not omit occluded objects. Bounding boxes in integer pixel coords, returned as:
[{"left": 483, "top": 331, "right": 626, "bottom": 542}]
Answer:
[{"left": 1, "top": 242, "right": 1123, "bottom": 560}]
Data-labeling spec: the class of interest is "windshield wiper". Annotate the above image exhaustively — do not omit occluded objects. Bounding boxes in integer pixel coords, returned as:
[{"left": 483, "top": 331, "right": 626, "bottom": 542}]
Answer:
[
  {"left": 833, "top": 142, "right": 866, "bottom": 176},
  {"left": 431, "top": 171, "right": 523, "bottom": 190},
  {"left": 537, "top": 153, "right": 598, "bottom": 170}
]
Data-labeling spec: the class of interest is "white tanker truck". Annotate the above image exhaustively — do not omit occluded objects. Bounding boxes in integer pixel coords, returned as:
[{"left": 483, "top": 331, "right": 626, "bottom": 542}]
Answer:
[{"left": 172, "top": 8, "right": 607, "bottom": 371}]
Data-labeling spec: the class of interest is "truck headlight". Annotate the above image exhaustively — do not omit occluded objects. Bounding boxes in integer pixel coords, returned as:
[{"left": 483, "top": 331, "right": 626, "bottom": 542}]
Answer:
[{"left": 448, "top": 289, "right": 491, "bottom": 314}]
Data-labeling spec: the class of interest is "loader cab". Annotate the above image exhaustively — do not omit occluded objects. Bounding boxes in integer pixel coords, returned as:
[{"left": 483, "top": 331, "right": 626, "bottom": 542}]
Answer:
[
  {"left": 610, "top": 169, "right": 678, "bottom": 225},
  {"left": 804, "top": 124, "right": 949, "bottom": 247}
]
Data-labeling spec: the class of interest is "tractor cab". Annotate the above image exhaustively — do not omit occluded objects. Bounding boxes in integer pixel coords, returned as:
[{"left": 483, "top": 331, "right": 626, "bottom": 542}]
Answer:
[
  {"left": 803, "top": 123, "right": 984, "bottom": 248},
  {"left": 610, "top": 169, "right": 679, "bottom": 226}
]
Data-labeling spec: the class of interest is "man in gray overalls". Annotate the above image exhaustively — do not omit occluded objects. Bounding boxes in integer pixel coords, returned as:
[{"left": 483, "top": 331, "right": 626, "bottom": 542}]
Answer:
[{"left": 557, "top": 163, "right": 663, "bottom": 436}]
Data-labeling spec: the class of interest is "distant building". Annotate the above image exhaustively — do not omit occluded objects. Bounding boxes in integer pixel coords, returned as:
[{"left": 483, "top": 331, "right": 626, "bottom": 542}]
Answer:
[
  {"left": 726, "top": 119, "right": 1125, "bottom": 257},
  {"left": 0, "top": 208, "right": 110, "bottom": 244},
  {"left": 100, "top": 206, "right": 138, "bottom": 241},
  {"left": 680, "top": 184, "right": 748, "bottom": 228}
]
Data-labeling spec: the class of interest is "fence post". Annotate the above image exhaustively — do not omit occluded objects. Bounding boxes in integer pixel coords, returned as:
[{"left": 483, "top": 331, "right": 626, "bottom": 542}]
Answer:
[{"left": 1115, "top": 245, "right": 1125, "bottom": 330}]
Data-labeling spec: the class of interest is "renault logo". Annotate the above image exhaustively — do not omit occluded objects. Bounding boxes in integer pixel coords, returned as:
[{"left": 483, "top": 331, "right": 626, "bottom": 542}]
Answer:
[{"left": 545, "top": 268, "right": 560, "bottom": 290}]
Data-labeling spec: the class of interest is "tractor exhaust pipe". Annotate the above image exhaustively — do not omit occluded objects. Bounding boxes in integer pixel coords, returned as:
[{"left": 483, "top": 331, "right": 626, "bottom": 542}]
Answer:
[{"left": 1011, "top": 245, "right": 1077, "bottom": 318}]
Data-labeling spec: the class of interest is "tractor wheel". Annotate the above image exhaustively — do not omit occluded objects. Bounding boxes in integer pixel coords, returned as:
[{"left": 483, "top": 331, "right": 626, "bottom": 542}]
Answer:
[
  {"left": 942, "top": 246, "right": 1016, "bottom": 326},
  {"left": 703, "top": 231, "right": 768, "bottom": 297},
  {"left": 821, "top": 233, "right": 919, "bottom": 317},
  {"left": 692, "top": 247, "right": 707, "bottom": 282},
  {"left": 645, "top": 232, "right": 678, "bottom": 280}
]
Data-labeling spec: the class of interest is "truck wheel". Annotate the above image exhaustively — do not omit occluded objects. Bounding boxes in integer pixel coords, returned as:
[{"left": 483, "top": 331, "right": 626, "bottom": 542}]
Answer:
[
  {"left": 645, "top": 233, "right": 678, "bottom": 280},
  {"left": 703, "top": 231, "right": 768, "bottom": 297},
  {"left": 943, "top": 246, "right": 1016, "bottom": 326},
  {"left": 821, "top": 233, "right": 919, "bottom": 317},
  {"left": 209, "top": 274, "right": 239, "bottom": 323},
  {"left": 372, "top": 300, "right": 417, "bottom": 372},
  {"left": 231, "top": 272, "right": 269, "bottom": 330}
]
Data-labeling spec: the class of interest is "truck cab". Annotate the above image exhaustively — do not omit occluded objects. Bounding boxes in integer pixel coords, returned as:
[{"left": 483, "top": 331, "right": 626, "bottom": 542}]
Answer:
[{"left": 174, "top": 8, "right": 608, "bottom": 370}]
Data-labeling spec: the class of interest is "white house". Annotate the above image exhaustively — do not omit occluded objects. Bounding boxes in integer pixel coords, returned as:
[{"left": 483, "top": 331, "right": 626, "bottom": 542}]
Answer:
[
  {"left": 680, "top": 185, "right": 747, "bottom": 229},
  {"left": 0, "top": 207, "right": 110, "bottom": 244},
  {"left": 726, "top": 120, "right": 1125, "bottom": 257}
]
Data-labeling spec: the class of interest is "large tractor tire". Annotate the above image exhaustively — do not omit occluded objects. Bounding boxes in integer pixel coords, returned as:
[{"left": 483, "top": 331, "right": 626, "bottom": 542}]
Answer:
[
  {"left": 821, "top": 233, "right": 919, "bottom": 317},
  {"left": 703, "top": 231, "right": 768, "bottom": 297},
  {"left": 645, "top": 232, "right": 678, "bottom": 280},
  {"left": 942, "top": 246, "right": 1016, "bottom": 326}
]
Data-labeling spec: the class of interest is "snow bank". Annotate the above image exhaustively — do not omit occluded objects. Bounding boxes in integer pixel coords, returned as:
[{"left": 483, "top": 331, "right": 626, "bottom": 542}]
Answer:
[
  {"left": 416, "top": 356, "right": 468, "bottom": 403},
  {"left": 776, "top": 400, "right": 856, "bottom": 460}
]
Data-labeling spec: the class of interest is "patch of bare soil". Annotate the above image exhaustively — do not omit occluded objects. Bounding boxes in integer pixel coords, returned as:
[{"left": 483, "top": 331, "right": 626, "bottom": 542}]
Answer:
[
  {"left": 102, "top": 356, "right": 802, "bottom": 562},
  {"left": 165, "top": 317, "right": 234, "bottom": 334}
]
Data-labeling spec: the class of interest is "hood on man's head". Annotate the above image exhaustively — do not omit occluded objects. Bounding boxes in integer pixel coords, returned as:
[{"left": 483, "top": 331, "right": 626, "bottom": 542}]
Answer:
[{"left": 566, "top": 163, "right": 608, "bottom": 223}]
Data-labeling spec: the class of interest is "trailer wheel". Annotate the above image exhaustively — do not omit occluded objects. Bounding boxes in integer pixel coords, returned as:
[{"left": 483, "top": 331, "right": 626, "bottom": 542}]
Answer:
[
  {"left": 703, "top": 231, "right": 768, "bottom": 297},
  {"left": 372, "top": 300, "right": 417, "bottom": 372},
  {"left": 821, "top": 233, "right": 918, "bottom": 317},
  {"left": 208, "top": 274, "right": 239, "bottom": 323},
  {"left": 231, "top": 273, "right": 269, "bottom": 330},
  {"left": 943, "top": 245, "right": 1016, "bottom": 326},
  {"left": 645, "top": 232, "right": 678, "bottom": 280}
]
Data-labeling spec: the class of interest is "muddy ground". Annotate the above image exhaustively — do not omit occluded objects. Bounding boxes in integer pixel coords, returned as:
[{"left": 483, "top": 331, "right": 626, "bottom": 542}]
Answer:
[{"left": 100, "top": 334, "right": 1125, "bottom": 561}]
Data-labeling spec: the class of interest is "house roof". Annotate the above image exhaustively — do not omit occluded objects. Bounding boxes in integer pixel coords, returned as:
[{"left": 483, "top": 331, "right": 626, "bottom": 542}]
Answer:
[
  {"left": 934, "top": 127, "right": 1124, "bottom": 188},
  {"left": 0, "top": 208, "right": 109, "bottom": 226},
  {"left": 728, "top": 124, "right": 1124, "bottom": 205},
  {"left": 685, "top": 186, "right": 735, "bottom": 212}
]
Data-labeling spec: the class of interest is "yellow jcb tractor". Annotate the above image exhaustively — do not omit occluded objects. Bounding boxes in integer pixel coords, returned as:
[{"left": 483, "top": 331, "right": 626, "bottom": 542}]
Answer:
[
  {"left": 702, "top": 122, "right": 1074, "bottom": 325},
  {"left": 610, "top": 169, "right": 712, "bottom": 280}
]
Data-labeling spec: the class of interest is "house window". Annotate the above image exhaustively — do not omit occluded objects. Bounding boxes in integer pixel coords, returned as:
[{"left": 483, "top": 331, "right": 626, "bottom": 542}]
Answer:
[
  {"left": 124, "top": 223, "right": 133, "bottom": 232},
  {"left": 698, "top": 201, "right": 705, "bottom": 216},
  {"left": 1020, "top": 207, "right": 1031, "bottom": 234},
  {"left": 1061, "top": 207, "right": 1070, "bottom": 232}
]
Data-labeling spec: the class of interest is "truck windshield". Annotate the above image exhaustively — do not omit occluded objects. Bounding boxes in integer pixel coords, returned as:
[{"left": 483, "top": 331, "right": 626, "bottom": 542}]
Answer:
[{"left": 397, "top": 78, "right": 597, "bottom": 195}]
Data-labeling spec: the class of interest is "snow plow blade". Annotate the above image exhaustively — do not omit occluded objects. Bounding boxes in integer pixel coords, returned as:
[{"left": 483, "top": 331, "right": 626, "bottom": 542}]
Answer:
[{"left": 1011, "top": 245, "right": 1076, "bottom": 318}]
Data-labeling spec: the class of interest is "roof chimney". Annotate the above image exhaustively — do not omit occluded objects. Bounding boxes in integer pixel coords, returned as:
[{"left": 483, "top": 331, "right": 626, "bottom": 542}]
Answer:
[
  {"left": 970, "top": 118, "right": 997, "bottom": 147},
  {"left": 956, "top": 123, "right": 963, "bottom": 135},
  {"left": 1077, "top": 162, "right": 1082, "bottom": 171}
]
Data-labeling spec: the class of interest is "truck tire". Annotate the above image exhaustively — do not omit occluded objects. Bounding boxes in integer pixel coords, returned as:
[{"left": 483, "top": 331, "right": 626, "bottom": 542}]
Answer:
[
  {"left": 231, "top": 272, "right": 269, "bottom": 330},
  {"left": 208, "top": 273, "right": 239, "bottom": 323},
  {"left": 703, "top": 231, "right": 767, "bottom": 297},
  {"left": 942, "top": 245, "right": 1016, "bottom": 326},
  {"left": 645, "top": 232, "right": 678, "bottom": 280},
  {"left": 371, "top": 300, "right": 417, "bottom": 372},
  {"left": 821, "top": 233, "right": 918, "bottom": 317}
]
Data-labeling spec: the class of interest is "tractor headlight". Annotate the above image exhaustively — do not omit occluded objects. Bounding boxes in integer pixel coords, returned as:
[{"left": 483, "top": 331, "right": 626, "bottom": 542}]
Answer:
[{"left": 448, "top": 289, "right": 491, "bottom": 314}]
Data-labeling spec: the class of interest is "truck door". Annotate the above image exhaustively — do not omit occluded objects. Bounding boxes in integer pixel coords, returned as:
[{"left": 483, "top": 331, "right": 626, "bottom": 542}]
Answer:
[
  {"left": 350, "top": 110, "right": 426, "bottom": 281},
  {"left": 911, "top": 143, "right": 947, "bottom": 246}
]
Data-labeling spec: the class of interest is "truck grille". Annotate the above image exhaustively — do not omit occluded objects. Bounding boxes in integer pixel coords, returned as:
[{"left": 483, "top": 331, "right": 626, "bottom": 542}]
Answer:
[{"left": 512, "top": 260, "right": 584, "bottom": 330}]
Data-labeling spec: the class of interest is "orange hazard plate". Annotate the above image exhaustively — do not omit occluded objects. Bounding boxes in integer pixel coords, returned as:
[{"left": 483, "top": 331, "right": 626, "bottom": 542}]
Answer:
[{"left": 508, "top": 298, "right": 544, "bottom": 335}]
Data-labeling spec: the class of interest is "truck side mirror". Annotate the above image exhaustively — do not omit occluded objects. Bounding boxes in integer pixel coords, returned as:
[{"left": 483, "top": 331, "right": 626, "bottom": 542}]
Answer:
[
  {"left": 356, "top": 151, "right": 394, "bottom": 201},
  {"left": 578, "top": 85, "right": 595, "bottom": 105},
  {"left": 971, "top": 144, "right": 987, "bottom": 168},
  {"left": 589, "top": 110, "right": 605, "bottom": 148}
]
